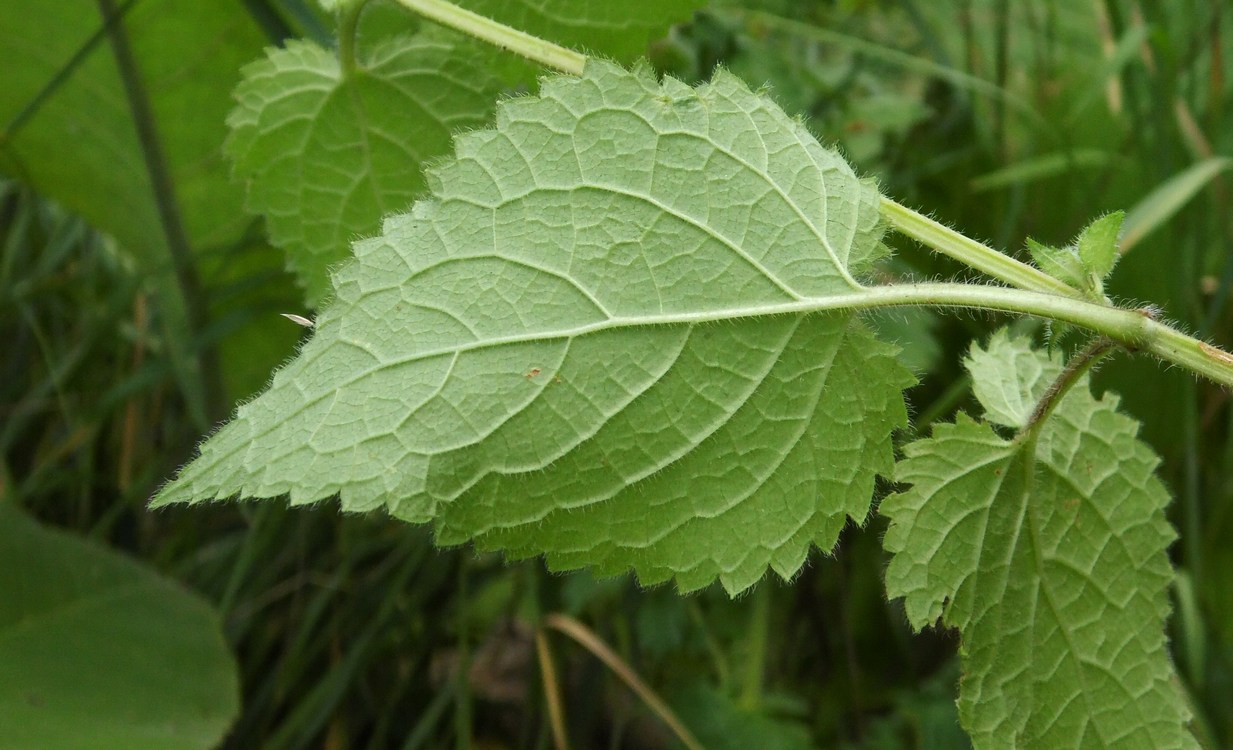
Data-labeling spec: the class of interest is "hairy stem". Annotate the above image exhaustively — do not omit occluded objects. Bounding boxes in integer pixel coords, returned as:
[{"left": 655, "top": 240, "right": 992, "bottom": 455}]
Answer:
[
  {"left": 1019, "top": 336, "right": 1118, "bottom": 441},
  {"left": 879, "top": 198, "right": 1233, "bottom": 387},
  {"left": 880, "top": 196, "right": 1078, "bottom": 296},
  {"left": 336, "top": 0, "right": 369, "bottom": 76},
  {"left": 391, "top": 0, "right": 585, "bottom": 74}
]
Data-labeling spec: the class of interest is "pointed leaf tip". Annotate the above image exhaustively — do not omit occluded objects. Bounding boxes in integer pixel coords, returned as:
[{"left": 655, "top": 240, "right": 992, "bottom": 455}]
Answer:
[{"left": 1077, "top": 209, "right": 1124, "bottom": 281}]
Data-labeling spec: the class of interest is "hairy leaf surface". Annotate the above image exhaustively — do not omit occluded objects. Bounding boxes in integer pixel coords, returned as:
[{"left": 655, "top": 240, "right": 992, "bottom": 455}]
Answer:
[
  {"left": 227, "top": 33, "right": 502, "bottom": 304},
  {"left": 157, "top": 62, "right": 912, "bottom": 594},
  {"left": 882, "top": 333, "right": 1194, "bottom": 749},
  {"left": 229, "top": 2, "right": 704, "bottom": 304}
]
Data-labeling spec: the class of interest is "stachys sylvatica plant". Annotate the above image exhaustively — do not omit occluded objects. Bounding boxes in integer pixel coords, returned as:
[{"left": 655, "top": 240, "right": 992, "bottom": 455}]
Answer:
[{"left": 156, "top": 1, "right": 1225, "bottom": 746}]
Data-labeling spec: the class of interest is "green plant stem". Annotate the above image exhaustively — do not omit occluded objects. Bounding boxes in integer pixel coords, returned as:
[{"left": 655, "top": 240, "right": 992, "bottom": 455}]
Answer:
[
  {"left": 96, "top": 0, "right": 222, "bottom": 427},
  {"left": 1020, "top": 337, "right": 1117, "bottom": 441},
  {"left": 390, "top": 0, "right": 585, "bottom": 75},
  {"left": 880, "top": 196, "right": 1079, "bottom": 297},
  {"left": 337, "top": 0, "right": 367, "bottom": 76},
  {"left": 738, "top": 584, "right": 770, "bottom": 711}
]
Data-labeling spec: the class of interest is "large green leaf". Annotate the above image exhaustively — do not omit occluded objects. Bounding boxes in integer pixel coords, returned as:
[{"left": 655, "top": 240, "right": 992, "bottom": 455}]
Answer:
[
  {"left": 882, "top": 332, "right": 1194, "bottom": 749},
  {"left": 156, "top": 62, "right": 912, "bottom": 594},
  {"left": 0, "top": 506, "right": 238, "bottom": 750}
]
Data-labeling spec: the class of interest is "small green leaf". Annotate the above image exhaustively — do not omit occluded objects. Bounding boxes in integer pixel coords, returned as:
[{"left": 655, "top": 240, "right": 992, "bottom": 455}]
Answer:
[
  {"left": 1025, "top": 237, "right": 1086, "bottom": 290},
  {"left": 882, "top": 333, "right": 1195, "bottom": 749},
  {"left": 227, "top": 33, "right": 503, "bottom": 304},
  {"left": 0, "top": 506, "right": 238, "bottom": 750},
  {"left": 964, "top": 328, "right": 1063, "bottom": 429},
  {"left": 157, "top": 62, "right": 912, "bottom": 595},
  {"left": 1076, "top": 210, "right": 1124, "bottom": 281}
]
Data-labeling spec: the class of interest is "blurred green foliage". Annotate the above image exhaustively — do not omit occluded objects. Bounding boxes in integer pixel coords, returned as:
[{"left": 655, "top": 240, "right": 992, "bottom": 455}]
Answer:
[{"left": 3, "top": 0, "right": 1231, "bottom": 747}]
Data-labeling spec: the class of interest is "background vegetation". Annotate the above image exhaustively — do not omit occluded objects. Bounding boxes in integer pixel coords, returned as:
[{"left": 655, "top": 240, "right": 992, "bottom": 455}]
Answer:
[{"left": 2, "top": 0, "right": 1230, "bottom": 747}]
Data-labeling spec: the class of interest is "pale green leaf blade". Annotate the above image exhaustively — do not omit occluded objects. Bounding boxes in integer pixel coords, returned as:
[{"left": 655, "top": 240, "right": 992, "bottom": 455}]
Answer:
[
  {"left": 882, "top": 335, "right": 1194, "bottom": 749},
  {"left": 965, "top": 328, "right": 1063, "bottom": 429},
  {"left": 968, "top": 149, "right": 1114, "bottom": 193},
  {"left": 0, "top": 506, "right": 238, "bottom": 750},
  {"left": 1076, "top": 210, "right": 1124, "bottom": 281},
  {"left": 157, "top": 62, "right": 912, "bottom": 594},
  {"left": 227, "top": 33, "right": 503, "bottom": 304}
]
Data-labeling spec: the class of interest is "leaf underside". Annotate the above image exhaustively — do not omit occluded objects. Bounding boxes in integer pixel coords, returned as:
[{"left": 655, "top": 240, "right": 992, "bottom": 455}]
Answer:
[
  {"left": 156, "top": 61, "right": 912, "bottom": 594},
  {"left": 882, "top": 332, "right": 1194, "bottom": 749}
]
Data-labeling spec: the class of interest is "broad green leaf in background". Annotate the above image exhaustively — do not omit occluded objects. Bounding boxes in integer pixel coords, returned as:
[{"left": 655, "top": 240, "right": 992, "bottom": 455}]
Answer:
[
  {"left": 882, "top": 332, "right": 1194, "bottom": 749},
  {"left": 227, "top": 31, "right": 504, "bottom": 304},
  {"left": 155, "top": 62, "right": 912, "bottom": 595},
  {"left": 0, "top": 0, "right": 300, "bottom": 406},
  {"left": 0, "top": 505, "right": 238, "bottom": 750},
  {"left": 0, "top": 0, "right": 259, "bottom": 268}
]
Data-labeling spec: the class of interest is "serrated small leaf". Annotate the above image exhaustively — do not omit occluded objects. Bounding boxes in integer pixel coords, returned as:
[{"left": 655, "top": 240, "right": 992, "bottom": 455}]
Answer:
[
  {"left": 1026, "top": 237, "right": 1086, "bottom": 290},
  {"left": 882, "top": 333, "right": 1194, "bottom": 749},
  {"left": 1076, "top": 210, "right": 1124, "bottom": 281},
  {"left": 965, "top": 329, "right": 1064, "bottom": 429},
  {"left": 157, "top": 62, "right": 913, "bottom": 595},
  {"left": 227, "top": 33, "right": 502, "bottom": 304}
]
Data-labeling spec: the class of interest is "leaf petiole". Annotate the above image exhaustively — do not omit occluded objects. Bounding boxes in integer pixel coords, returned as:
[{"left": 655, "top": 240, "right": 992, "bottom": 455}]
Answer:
[
  {"left": 1018, "top": 336, "right": 1117, "bottom": 442},
  {"left": 335, "top": 0, "right": 368, "bottom": 76},
  {"left": 879, "top": 196, "right": 1077, "bottom": 297},
  {"left": 390, "top": 0, "right": 585, "bottom": 75}
]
